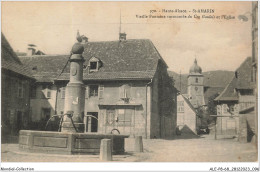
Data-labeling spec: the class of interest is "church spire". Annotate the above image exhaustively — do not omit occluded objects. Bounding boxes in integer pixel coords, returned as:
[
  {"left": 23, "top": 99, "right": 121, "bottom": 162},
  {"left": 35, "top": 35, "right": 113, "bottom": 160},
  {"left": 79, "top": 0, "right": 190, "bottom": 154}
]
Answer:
[
  {"left": 189, "top": 58, "right": 202, "bottom": 74},
  {"left": 194, "top": 58, "right": 197, "bottom": 64}
]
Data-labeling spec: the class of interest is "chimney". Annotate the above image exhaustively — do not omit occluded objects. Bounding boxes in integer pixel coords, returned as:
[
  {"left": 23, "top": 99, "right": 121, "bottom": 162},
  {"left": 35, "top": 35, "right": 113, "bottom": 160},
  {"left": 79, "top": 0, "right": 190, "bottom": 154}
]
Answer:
[
  {"left": 82, "top": 35, "right": 88, "bottom": 43},
  {"left": 27, "top": 44, "right": 36, "bottom": 56},
  {"left": 119, "top": 33, "right": 126, "bottom": 41}
]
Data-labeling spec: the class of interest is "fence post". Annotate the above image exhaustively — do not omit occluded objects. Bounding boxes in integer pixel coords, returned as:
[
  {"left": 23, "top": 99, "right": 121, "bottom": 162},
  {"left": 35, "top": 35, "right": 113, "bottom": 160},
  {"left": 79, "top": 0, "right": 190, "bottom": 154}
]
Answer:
[
  {"left": 135, "top": 136, "right": 143, "bottom": 152},
  {"left": 100, "top": 139, "right": 112, "bottom": 161}
]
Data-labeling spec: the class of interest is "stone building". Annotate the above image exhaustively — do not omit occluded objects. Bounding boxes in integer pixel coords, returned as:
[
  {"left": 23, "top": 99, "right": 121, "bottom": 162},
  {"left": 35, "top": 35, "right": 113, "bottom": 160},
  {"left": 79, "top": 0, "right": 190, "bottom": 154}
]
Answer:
[
  {"left": 1, "top": 33, "right": 35, "bottom": 142},
  {"left": 20, "top": 35, "right": 177, "bottom": 139}
]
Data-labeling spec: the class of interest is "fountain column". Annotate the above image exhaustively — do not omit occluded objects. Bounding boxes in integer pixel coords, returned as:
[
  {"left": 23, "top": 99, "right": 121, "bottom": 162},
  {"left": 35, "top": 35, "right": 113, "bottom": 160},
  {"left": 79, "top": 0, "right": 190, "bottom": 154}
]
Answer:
[{"left": 61, "top": 34, "right": 85, "bottom": 133}]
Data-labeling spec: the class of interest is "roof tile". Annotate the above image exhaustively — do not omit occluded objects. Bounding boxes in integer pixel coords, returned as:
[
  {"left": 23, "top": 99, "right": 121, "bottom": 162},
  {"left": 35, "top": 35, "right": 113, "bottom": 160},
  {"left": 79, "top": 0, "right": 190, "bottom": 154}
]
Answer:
[
  {"left": 20, "top": 39, "right": 163, "bottom": 82},
  {"left": 214, "top": 57, "right": 253, "bottom": 101},
  {"left": 1, "top": 33, "right": 33, "bottom": 79}
]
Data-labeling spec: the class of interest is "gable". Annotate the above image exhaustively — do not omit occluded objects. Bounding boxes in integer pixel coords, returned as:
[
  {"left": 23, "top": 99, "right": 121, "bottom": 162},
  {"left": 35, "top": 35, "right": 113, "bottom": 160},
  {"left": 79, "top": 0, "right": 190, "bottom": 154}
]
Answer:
[{"left": 177, "top": 94, "right": 197, "bottom": 114}]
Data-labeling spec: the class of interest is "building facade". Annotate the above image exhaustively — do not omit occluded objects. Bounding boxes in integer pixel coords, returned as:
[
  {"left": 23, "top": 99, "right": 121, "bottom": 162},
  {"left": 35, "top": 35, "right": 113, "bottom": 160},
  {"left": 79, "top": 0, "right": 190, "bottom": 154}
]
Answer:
[
  {"left": 1, "top": 33, "right": 35, "bottom": 142},
  {"left": 20, "top": 38, "right": 177, "bottom": 139},
  {"left": 215, "top": 57, "right": 256, "bottom": 141},
  {"left": 252, "top": 1, "right": 258, "bottom": 147},
  {"left": 177, "top": 94, "right": 199, "bottom": 135},
  {"left": 176, "top": 59, "right": 205, "bottom": 135}
]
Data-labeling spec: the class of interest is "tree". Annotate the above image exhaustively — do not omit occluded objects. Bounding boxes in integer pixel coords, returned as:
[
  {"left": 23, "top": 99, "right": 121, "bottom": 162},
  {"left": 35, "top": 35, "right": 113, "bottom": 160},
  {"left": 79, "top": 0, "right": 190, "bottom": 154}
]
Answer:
[{"left": 207, "top": 93, "right": 219, "bottom": 124}]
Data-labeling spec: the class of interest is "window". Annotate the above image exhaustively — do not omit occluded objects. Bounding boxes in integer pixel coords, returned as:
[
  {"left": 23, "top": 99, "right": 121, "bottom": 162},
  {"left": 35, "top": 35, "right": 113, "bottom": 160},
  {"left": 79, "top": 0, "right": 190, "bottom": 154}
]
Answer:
[
  {"left": 117, "top": 109, "right": 132, "bottom": 126},
  {"left": 229, "top": 105, "right": 234, "bottom": 113},
  {"left": 6, "top": 78, "right": 11, "bottom": 97},
  {"left": 90, "top": 62, "right": 98, "bottom": 70},
  {"left": 47, "top": 88, "right": 51, "bottom": 98},
  {"left": 99, "top": 85, "right": 104, "bottom": 99},
  {"left": 42, "top": 85, "right": 52, "bottom": 99},
  {"left": 31, "top": 86, "right": 37, "bottom": 98},
  {"left": 41, "top": 108, "right": 51, "bottom": 122},
  {"left": 89, "top": 85, "right": 98, "bottom": 97},
  {"left": 119, "top": 84, "right": 131, "bottom": 98},
  {"left": 17, "top": 81, "right": 24, "bottom": 98},
  {"left": 195, "top": 78, "right": 198, "bottom": 83},
  {"left": 106, "top": 109, "right": 115, "bottom": 125},
  {"left": 240, "top": 89, "right": 254, "bottom": 96},
  {"left": 177, "top": 101, "right": 184, "bottom": 113},
  {"left": 88, "top": 57, "right": 101, "bottom": 72},
  {"left": 61, "top": 87, "right": 66, "bottom": 99}
]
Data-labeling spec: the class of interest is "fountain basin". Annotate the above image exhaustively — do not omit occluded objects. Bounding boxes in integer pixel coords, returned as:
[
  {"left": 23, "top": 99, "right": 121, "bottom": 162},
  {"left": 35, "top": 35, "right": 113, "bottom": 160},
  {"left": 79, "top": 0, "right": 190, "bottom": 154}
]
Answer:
[{"left": 19, "top": 130, "right": 129, "bottom": 155}]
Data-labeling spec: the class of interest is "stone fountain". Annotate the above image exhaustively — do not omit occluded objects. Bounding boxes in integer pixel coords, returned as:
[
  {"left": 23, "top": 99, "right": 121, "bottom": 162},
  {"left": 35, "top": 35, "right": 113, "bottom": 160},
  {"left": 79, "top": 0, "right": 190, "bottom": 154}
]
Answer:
[{"left": 19, "top": 33, "right": 128, "bottom": 155}]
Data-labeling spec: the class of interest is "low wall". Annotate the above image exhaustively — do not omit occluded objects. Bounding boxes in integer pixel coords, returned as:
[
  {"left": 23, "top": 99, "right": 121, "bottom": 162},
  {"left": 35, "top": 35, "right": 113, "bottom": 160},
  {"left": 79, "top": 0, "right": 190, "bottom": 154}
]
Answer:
[{"left": 19, "top": 130, "right": 128, "bottom": 155}]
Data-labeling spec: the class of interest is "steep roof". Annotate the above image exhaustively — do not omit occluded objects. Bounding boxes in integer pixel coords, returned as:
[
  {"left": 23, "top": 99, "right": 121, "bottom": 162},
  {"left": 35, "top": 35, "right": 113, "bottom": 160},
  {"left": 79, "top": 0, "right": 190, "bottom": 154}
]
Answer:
[
  {"left": 204, "top": 87, "right": 224, "bottom": 103},
  {"left": 1, "top": 33, "right": 33, "bottom": 79},
  {"left": 179, "top": 94, "right": 197, "bottom": 114},
  {"left": 215, "top": 57, "right": 253, "bottom": 102},
  {"left": 20, "top": 39, "right": 165, "bottom": 82}
]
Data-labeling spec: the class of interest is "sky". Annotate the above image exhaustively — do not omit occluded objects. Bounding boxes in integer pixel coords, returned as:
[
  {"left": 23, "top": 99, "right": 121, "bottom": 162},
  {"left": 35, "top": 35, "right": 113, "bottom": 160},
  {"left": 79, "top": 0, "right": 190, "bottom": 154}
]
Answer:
[{"left": 2, "top": 1, "right": 252, "bottom": 73}]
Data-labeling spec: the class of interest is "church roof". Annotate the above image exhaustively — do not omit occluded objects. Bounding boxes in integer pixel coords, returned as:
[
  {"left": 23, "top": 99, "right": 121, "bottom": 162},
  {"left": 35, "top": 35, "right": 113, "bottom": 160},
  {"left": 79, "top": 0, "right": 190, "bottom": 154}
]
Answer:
[
  {"left": 20, "top": 39, "right": 167, "bottom": 82},
  {"left": 189, "top": 58, "right": 202, "bottom": 74}
]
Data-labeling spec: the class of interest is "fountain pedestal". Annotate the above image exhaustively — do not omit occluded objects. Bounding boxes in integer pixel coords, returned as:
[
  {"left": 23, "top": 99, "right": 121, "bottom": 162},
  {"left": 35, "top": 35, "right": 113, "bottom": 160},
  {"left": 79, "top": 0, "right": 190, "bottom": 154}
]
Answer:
[
  {"left": 18, "top": 32, "right": 129, "bottom": 155},
  {"left": 61, "top": 46, "right": 85, "bottom": 133}
]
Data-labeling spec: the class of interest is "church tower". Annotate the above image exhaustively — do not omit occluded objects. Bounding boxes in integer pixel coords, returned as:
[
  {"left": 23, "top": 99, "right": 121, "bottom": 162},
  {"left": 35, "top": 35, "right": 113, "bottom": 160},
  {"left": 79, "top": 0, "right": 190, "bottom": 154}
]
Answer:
[{"left": 187, "top": 59, "right": 205, "bottom": 108}]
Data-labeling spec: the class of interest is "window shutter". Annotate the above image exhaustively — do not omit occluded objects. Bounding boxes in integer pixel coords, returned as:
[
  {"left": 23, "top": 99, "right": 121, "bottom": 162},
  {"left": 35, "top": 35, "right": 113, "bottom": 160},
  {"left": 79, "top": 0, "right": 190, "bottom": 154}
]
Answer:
[
  {"left": 85, "top": 86, "right": 89, "bottom": 99},
  {"left": 119, "top": 84, "right": 131, "bottom": 98},
  {"left": 47, "top": 90, "right": 51, "bottom": 98},
  {"left": 22, "top": 82, "right": 25, "bottom": 98},
  {"left": 126, "top": 85, "right": 131, "bottom": 98},
  {"left": 46, "top": 86, "right": 51, "bottom": 98},
  {"left": 119, "top": 86, "right": 124, "bottom": 98},
  {"left": 16, "top": 81, "right": 19, "bottom": 98},
  {"left": 99, "top": 85, "right": 104, "bottom": 99},
  {"left": 61, "top": 87, "right": 66, "bottom": 99}
]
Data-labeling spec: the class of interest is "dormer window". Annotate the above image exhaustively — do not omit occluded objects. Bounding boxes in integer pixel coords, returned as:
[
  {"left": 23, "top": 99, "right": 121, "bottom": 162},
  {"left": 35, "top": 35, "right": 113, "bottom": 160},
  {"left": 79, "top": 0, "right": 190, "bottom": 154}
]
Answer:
[
  {"left": 90, "top": 61, "right": 98, "bottom": 70},
  {"left": 88, "top": 57, "right": 101, "bottom": 72}
]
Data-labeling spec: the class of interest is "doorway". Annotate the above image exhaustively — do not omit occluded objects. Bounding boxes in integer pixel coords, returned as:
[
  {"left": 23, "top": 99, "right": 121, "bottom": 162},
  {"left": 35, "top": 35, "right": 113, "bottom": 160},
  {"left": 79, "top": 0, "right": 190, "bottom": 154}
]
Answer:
[
  {"left": 41, "top": 108, "right": 51, "bottom": 122},
  {"left": 116, "top": 108, "right": 133, "bottom": 135},
  {"left": 86, "top": 112, "right": 98, "bottom": 132},
  {"left": 16, "top": 111, "right": 23, "bottom": 134}
]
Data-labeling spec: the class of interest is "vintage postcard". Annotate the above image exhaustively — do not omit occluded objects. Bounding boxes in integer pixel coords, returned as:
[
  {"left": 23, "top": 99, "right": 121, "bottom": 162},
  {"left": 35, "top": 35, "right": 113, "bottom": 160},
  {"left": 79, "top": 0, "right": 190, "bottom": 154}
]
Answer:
[{"left": 1, "top": 1, "right": 258, "bottom": 171}]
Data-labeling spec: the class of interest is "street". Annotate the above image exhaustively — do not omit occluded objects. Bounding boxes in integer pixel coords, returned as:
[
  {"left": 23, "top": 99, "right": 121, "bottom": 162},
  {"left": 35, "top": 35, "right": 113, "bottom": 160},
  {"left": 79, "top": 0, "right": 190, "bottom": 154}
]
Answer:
[{"left": 1, "top": 135, "right": 257, "bottom": 162}]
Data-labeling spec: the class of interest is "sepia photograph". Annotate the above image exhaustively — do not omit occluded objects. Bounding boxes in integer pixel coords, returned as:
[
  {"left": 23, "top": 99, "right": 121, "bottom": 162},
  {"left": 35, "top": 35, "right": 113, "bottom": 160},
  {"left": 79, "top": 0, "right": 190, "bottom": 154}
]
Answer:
[{"left": 1, "top": 1, "right": 258, "bottom": 171}]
